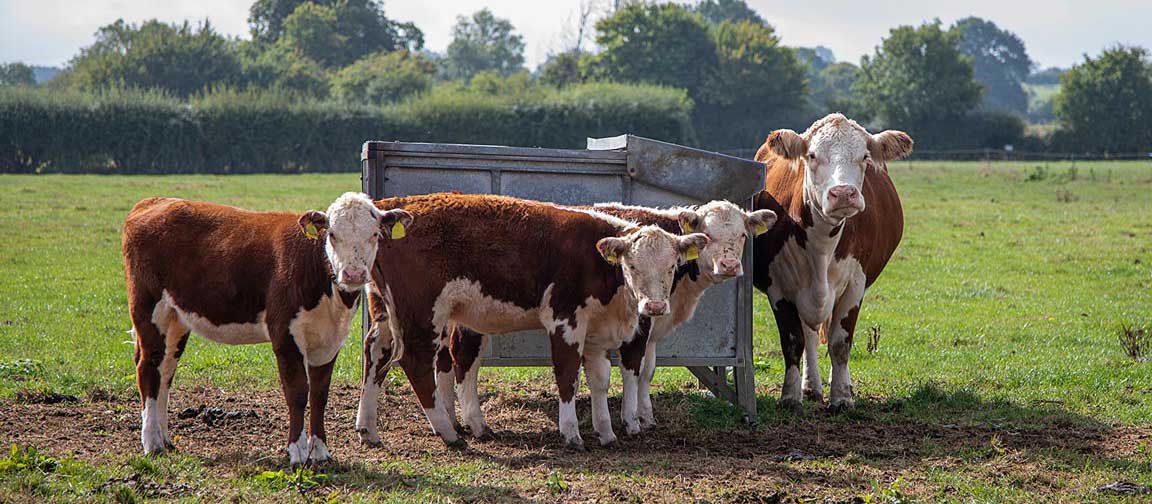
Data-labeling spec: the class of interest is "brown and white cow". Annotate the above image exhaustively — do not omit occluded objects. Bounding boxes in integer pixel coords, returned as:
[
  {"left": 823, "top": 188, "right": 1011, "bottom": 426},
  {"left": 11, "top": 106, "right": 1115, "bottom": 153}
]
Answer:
[
  {"left": 356, "top": 193, "right": 708, "bottom": 450},
  {"left": 752, "top": 113, "right": 911, "bottom": 413},
  {"left": 429, "top": 201, "right": 775, "bottom": 440},
  {"left": 122, "top": 193, "right": 411, "bottom": 464}
]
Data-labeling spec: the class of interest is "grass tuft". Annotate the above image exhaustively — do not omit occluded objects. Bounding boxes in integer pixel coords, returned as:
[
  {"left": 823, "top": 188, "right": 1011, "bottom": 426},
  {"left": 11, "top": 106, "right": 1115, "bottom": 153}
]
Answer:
[{"left": 1118, "top": 323, "right": 1150, "bottom": 360}]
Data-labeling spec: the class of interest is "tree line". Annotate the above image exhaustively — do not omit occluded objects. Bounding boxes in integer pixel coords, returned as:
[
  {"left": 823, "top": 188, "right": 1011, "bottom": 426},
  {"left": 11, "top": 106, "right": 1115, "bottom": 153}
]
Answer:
[{"left": 2, "top": 0, "right": 1151, "bottom": 173}]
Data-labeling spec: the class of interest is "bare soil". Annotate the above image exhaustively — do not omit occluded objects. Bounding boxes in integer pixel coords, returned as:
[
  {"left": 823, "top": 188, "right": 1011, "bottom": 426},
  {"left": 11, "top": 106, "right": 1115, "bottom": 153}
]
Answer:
[{"left": 2, "top": 381, "right": 1149, "bottom": 502}]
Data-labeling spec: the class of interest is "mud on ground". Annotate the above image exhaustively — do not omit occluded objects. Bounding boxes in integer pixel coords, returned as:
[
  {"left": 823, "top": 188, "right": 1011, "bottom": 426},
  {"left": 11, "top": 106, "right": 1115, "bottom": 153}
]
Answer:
[{"left": 2, "top": 381, "right": 1149, "bottom": 502}]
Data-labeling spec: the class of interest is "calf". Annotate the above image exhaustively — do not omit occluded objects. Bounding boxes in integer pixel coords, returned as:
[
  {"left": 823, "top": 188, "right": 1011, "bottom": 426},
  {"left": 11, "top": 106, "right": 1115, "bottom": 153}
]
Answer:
[
  {"left": 752, "top": 113, "right": 911, "bottom": 413},
  {"left": 356, "top": 193, "right": 708, "bottom": 450},
  {"left": 122, "top": 193, "right": 411, "bottom": 464},
  {"left": 432, "top": 201, "right": 775, "bottom": 440}
]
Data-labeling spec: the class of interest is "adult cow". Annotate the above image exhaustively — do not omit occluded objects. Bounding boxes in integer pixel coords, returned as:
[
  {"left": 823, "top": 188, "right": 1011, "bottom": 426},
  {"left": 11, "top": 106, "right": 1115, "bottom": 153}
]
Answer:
[
  {"left": 358, "top": 193, "right": 708, "bottom": 450},
  {"left": 122, "top": 193, "right": 412, "bottom": 464},
  {"left": 418, "top": 201, "right": 775, "bottom": 442},
  {"left": 752, "top": 113, "right": 911, "bottom": 413}
]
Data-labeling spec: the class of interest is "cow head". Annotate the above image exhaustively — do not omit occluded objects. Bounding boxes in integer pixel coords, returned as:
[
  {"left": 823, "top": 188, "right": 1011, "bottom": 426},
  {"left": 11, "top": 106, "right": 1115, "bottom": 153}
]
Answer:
[
  {"left": 767, "top": 114, "right": 912, "bottom": 225},
  {"left": 676, "top": 201, "right": 776, "bottom": 278},
  {"left": 597, "top": 226, "right": 710, "bottom": 317},
  {"left": 300, "top": 192, "right": 413, "bottom": 292}
]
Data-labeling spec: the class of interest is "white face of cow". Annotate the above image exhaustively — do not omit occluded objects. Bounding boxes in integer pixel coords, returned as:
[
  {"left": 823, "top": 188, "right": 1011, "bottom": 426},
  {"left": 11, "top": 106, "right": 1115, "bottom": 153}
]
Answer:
[
  {"left": 768, "top": 114, "right": 913, "bottom": 225},
  {"left": 597, "top": 226, "right": 710, "bottom": 317},
  {"left": 299, "top": 192, "right": 413, "bottom": 292},
  {"left": 677, "top": 202, "right": 776, "bottom": 278}
]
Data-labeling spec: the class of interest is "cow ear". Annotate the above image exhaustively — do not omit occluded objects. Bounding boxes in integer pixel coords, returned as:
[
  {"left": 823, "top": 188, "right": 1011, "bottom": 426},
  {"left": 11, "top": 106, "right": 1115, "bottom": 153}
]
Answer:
[
  {"left": 677, "top": 210, "right": 701, "bottom": 233},
  {"left": 378, "top": 209, "right": 413, "bottom": 240},
  {"left": 676, "top": 233, "right": 710, "bottom": 261},
  {"left": 596, "top": 237, "right": 629, "bottom": 265},
  {"left": 766, "top": 129, "right": 808, "bottom": 160},
  {"left": 299, "top": 211, "right": 328, "bottom": 241},
  {"left": 745, "top": 209, "right": 777, "bottom": 236},
  {"left": 869, "top": 130, "right": 913, "bottom": 163}
]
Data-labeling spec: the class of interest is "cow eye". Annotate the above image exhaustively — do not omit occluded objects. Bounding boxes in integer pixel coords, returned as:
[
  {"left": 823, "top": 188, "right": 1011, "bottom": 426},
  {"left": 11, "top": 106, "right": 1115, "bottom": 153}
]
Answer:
[
  {"left": 807, "top": 152, "right": 817, "bottom": 161},
  {"left": 329, "top": 233, "right": 339, "bottom": 242}
]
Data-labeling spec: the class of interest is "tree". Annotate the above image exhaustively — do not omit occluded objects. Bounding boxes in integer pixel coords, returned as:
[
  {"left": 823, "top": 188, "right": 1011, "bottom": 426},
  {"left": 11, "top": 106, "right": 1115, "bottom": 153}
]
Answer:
[
  {"left": 696, "top": 20, "right": 807, "bottom": 147},
  {"left": 950, "top": 17, "right": 1033, "bottom": 114},
  {"left": 539, "top": 51, "right": 585, "bottom": 88},
  {"left": 852, "top": 21, "right": 982, "bottom": 127},
  {"left": 330, "top": 51, "right": 435, "bottom": 103},
  {"left": 0, "top": 63, "right": 36, "bottom": 86},
  {"left": 692, "top": 0, "right": 765, "bottom": 26},
  {"left": 812, "top": 62, "right": 860, "bottom": 112},
  {"left": 64, "top": 19, "right": 243, "bottom": 98},
  {"left": 441, "top": 9, "right": 525, "bottom": 81},
  {"left": 280, "top": 3, "right": 345, "bottom": 67},
  {"left": 237, "top": 42, "right": 329, "bottom": 97},
  {"left": 1054, "top": 46, "right": 1152, "bottom": 153},
  {"left": 247, "top": 0, "right": 423, "bottom": 62},
  {"left": 589, "top": 3, "right": 717, "bottom": 99}
]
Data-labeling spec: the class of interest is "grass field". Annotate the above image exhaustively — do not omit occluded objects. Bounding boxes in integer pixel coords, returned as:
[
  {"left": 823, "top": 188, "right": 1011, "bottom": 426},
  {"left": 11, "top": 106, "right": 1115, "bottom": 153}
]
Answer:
[{"left": 1, "top": 160, "right": 1151, "bottom": 502}]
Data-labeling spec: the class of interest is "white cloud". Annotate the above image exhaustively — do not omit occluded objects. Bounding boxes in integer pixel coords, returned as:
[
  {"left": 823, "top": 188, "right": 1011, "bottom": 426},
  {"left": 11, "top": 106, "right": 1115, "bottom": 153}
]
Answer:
[{"left": 1, "top": 0, "right": 1149, "bottom": 70}]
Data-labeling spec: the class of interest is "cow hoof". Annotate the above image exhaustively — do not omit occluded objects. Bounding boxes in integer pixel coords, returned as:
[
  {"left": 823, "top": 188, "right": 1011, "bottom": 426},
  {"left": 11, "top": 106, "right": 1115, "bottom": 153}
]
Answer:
[
  {"left": 444, "top": 438, "right": 469, "bottom": 451},
  {"left": 803, "top": 389, "right": 824, "bottom": 403},
  {"left": 356, "top": 428, "right": 383, "bottom": 448},
  {"left": 472, "top": 427, "right": 495, "bottom": 442},
  {"left": 827, "top": 399, "right": 855, "bottom": 415},
  {"left": 598, "top": 434, "right": 618, "bottom": 447},
  {"left": 565, "top": 440, "right": 588, "bottom": 452},
  {"left": 779, "top": 398, "right": 803, "bottom": 416},
  {"left": 638, "top": 417, "right": 657, "bottom": 430},
  {"left": 624, "top": 423, "right": 642, "bottom": 436}
]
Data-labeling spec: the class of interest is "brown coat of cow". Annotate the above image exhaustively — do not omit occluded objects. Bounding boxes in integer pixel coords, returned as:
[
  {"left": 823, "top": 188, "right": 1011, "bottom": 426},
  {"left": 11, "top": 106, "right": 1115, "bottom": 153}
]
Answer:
[
  {"left": 356, "top": 193, "right": 706, "bottom": 450},
  {"left": 751, "top": 114, "right": 910, "bottom": 413},
  {"left": 122, "top": 195, "right": 409, "bottom": 464}
]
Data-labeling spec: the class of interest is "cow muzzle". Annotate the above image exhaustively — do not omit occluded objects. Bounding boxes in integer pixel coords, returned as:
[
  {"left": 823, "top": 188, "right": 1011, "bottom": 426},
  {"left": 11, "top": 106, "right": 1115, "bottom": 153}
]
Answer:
[
  {"left": 714, "top": 257, "right": 743, "bottom": 278},
  {"left": 639, "top": 299, "right": 669, "bottom": 317},
  {"left": 339, "top": 267, "right": 368, "bottom": 289},
  {"left": 825, "top": 184, "right": 864, "bottom": 217}
]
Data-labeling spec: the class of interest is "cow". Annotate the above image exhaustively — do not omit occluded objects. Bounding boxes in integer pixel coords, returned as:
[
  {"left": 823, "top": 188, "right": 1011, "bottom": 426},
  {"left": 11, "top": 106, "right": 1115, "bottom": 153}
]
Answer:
[
  {"left": 354, "top": 193, "right": 709, "bottom": 450},
  {"left": 422, "top": 201, "right": 776, "bottom": 441},
  {"left": 122, "top": 193, "right": 412, "bottom": 464},
  {"left": 752, "top": 113, "right": 911, "bottom": 414}
]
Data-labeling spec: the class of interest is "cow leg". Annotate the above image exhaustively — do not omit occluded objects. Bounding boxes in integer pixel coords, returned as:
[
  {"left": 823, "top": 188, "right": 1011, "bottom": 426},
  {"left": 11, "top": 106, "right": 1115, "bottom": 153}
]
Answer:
[
  {"left": 452, "top": 329, "right": 491, "bottom": 439},
  {"left": 270, "top": 329, "right": 311, "bottom": 466},
  {"left": 829, "top": 273, "right": 866, "bottom": 413},
  {"left": 435, "top": 344, "right": 460, "bottom": 432},
  {"left": 131, "top": 293, "right": 174, "bottom": 455},
  {"left": 636, "top": 342, "right": 658, "bottom": 429},
  {"left": 398, "top": 331, "right": 463, "bottom": 448},
  {"left": 548, "top": 325, "right": 585, "bottom": 451},
  {"left": 356, "top": 321, "right": 389, "bottom": 447},
  {"left": 357, "top": 287, "right": 392, "bottom": 446},
  {"left": 584, "top": 351, "right": 617, "bottom": 446},
  {"left": 618, "top": 317, "right": 650, "bottom": 436},
  {"left": 771, "top": 299, "right": 806, "bottom": 415},
  {"left": 155, "top": 321, "right": 190, "bottom": 450},
  {"left": 306, "top": 356, "right": 337, "bottom": 463},
  {"left": 802, "top": 325, "right": 824, "bottom": 402}
]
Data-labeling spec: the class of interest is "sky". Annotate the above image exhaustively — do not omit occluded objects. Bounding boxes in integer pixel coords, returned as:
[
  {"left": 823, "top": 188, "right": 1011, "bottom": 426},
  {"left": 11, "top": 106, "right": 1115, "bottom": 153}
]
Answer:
[{"left": 2, "top": 0, "right": 1150, "bottom": 70}]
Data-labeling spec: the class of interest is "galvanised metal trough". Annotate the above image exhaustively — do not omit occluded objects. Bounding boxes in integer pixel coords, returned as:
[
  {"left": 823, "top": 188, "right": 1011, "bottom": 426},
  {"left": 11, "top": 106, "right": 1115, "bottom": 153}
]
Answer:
[{"left": 360, "top": 135, "right": 765, "bottom": 419}]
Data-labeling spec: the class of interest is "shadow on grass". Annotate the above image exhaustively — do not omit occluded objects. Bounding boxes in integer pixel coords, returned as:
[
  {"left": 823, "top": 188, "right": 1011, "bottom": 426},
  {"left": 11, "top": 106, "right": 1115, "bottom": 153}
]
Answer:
[{"left": 466, "top": 381, "right": 1149, "bottom": 479}]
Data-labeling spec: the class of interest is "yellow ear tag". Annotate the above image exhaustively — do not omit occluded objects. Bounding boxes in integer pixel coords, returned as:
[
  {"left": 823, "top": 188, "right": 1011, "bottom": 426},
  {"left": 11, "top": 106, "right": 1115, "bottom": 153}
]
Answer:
[
  {"left": 304, "top": 223, "right": 319, "bottom": 241},
  {"left": 682, "top": 221, "right": 694, "bottom": 232},
  {"left": 605, "top": 254, "right": 618, "bottom": 265},
  {"left": 390, "top": 221, "right": 406, "bottom": 240},
  {"left": 754, "top": 222, "right": 769, "bottom": 236},
  {"left": 684, "top": 246, "right": 699, "bottom": 261}
]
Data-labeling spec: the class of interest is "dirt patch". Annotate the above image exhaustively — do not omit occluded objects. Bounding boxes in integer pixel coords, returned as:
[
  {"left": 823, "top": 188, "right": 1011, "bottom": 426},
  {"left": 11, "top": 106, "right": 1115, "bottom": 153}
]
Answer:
[{"left": 0, "top": 382, "right": 1148, "bottom": 502}]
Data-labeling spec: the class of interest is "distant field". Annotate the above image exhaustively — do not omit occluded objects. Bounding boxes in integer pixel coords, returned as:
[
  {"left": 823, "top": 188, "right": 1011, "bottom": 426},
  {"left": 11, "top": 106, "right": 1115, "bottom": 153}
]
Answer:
[{"left": 1, "top": 161, "right": 1150, "bottom": 502}]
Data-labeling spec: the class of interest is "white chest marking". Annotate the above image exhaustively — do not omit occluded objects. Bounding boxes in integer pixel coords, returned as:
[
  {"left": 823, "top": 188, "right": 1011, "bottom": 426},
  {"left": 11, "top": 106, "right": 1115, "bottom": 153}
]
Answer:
[
  {"left": 582, "top": 286, "right": 641, "bottom": 352},
  {"left": 768, "top": 227, "right": 856, "bottom": 329},
  {"left": 289, "top": 291, "right": 358, "bottom": 367},
  {"left": 153, "top": 290, "right": 269, "bottom": 345}
]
